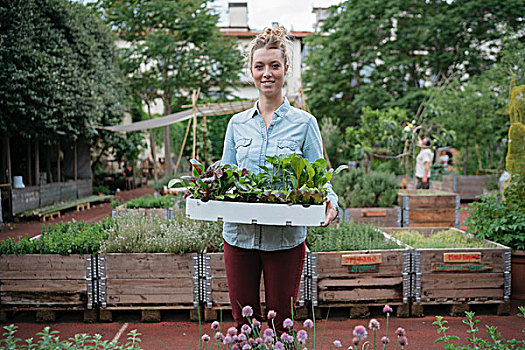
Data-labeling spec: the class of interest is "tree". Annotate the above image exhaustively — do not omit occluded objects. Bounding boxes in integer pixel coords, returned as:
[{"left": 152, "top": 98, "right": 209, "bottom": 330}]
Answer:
[
  {"left": 303, "top": 0, "right": 525, "bottom": 129},
  {"left": 0, "top": 0, "right": 125, "bottom": 147},
  {"left": 93, "top": 0, "right": 244, "bottom": 176}
]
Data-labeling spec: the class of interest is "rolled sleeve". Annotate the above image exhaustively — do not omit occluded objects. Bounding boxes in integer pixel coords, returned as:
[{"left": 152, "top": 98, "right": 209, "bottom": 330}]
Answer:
[{"left": 221, "top": 119, "right": 237, "bottom": 166}]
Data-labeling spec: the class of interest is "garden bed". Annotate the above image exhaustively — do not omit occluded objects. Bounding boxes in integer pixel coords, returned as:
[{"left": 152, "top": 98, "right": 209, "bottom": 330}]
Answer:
[
  {"left": 383, "top": 227, "right": 511, "bottom": 306},
  {"left": 0, "top": 254, "right": 89, "bottom": 309},
  {"left": 342, "top": 207, "right": 401, "bottom": 227},
  {"left": 397, "top": 189, "right": 459, "bottom": 227},
  {"left": 442, "top": 174, "right": 493, "bottom": 201},
  {"left": 307, "top": 223, "right": 410, "bottom": 314}
]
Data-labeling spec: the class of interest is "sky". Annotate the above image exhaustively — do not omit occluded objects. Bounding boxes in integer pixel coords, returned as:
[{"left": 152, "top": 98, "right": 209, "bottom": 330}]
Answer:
[{"left": 210, "top": 0, "right": 344, "bottom": 32}]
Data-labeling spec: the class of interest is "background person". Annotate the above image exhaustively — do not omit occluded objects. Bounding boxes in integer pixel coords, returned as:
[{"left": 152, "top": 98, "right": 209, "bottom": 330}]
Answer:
[
  {"left": 416, "top": 137, "right": 433, "bottom": 189},
  {"left": 220, "top": 25, "right": 338, "bottom": 333}
]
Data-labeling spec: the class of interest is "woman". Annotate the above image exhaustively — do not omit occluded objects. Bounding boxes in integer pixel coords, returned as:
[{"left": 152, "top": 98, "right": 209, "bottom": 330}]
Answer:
[{"left": 220, "top": 25, "right": 339, "bottom": 332}]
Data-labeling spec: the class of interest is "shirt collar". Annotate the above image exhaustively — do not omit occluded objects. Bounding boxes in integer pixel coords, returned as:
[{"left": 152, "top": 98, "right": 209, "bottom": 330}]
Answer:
[{"left": 249, "top": 96, "right": 291, "bottom": 120}]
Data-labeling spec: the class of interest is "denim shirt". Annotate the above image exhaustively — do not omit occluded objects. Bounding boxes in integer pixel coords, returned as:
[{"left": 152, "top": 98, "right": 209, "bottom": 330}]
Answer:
[{"left": 220, "top": 97, "right": 338, "bottom": 251}]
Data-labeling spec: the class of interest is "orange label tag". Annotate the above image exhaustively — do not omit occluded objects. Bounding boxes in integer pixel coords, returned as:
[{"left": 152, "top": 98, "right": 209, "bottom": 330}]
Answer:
[
  {"left": 443, "top": 252, "right": 481, "bottom": 263},
  {"left": 341, "top": 254, "right": 382, "bottom": 266}
]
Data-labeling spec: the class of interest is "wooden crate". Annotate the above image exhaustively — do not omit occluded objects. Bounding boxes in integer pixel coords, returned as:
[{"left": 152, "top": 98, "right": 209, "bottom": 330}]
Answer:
[
  {"left": 206, "top": 252, "right": 306, "bottom": 308},
  {"left": 382, "top": 228, "right": 511, "bottom": 305},
  {"left": 0, "top": 254, "right": 89, "bottom": 309},
  {"left": 112, "top": 207, "right": 175, "bottom": 220},
  {"left": 442, "top": 175, "right": 492, "bottom": 201},
  {"left": 342, "top": 207, "right": 401, "bottom": 227},
  {"left": 100, "top": 253, "right": 197, "bottom": 308},
  {"left": 397, "top": 189, "right": 459, "bottom": 228},
  {"left": 312, "top": 235, "right": 411, "bottom": 309}
]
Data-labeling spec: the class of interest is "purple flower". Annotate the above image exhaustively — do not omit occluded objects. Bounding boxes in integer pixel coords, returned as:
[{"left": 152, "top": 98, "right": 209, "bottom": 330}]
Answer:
[
  {"left": 398, "top": 336, "right": 408, "bottom": 346},
  {"left": 333, "top": 340, "right": 342, "bottom": 347},
  {"left": 353, "top": 325, "right": 368, "bottom": 340},
  {"left": 255, "top": 337, "right": 263, "bottom": 344},
  {"left": 252, "top": 319, "right": 261, "bottom": 330},
  {"left": 227, "top": 327, "right": 238, "bottom": 336},
  {"left": 274, "top": 341, "right": 285, "bottom": 350},
  {"left": 263, "top": 328, "right": 274, "bottom": 338},
  {"left": 368, "top": 318, "right": 380, "bottom": 330},
  {"left": 383, "top": 304, "right": 393, "bottom": 313},
  {"left": 201, "top": 334, "right": 210, "bottom": 342},
  {"left": 241, "top": 324, "right": 252, "bottom": 334},
  {"left": 283, "top": 318, "right": 294, "bottom": 329},
  {"left": 381, "top": 336, "right": 390, "bottom": 344},
  {"left": 242, "top": 344, "right": 251, "bottom": 350},
  {"left": 303, "top": 319, "right": 314, "bottom": 328},
  {"left": 297, "top": 329, "right": 308, "bottom": 344},
  {"left": 395, "top": 327, "right": 406, "bottom": 337},
  {"left": 264, "top": 336, "right": 274, "bottom": 344},
  {"left": 211, "top": 321, "right": 220, "bottom": 330},
  {"left": 267, "top": 310, "right": 277, "bottom": 319},
  {"left": 223, "top": 335, "right": 232, "bottom": 344},
  {"left": 281, "top": 333, "right": 293, "bottom": 343},
  {"left": 352, "top": 337, "right": 359, "bottom": 345},
  {"left": 238, "top": 333, "right": 247, "bottom": 342},
  {"left": 231, "top": 345, "right": 240, "bottom": 350},
  {"left": 214, "top": 332, "right": 223, "bottom": 341},
  {"left": 242, "top": 305, "right": 254, "bottom": 317}
]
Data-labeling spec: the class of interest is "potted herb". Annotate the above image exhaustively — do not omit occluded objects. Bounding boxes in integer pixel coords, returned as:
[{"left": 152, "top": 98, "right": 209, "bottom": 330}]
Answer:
[{"left": 169, "top": 155, "right": 347, "bottom": 226}]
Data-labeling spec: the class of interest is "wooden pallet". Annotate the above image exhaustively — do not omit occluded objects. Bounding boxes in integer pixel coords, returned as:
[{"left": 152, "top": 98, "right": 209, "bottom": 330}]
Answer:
[
  {"left": 313, "top": 302, "right": 410, "bottom": 319},
  {"left": 99, "top": 306, "right": 201, "bottom": 322},
  {"left": 0, "top": 307, "right": 96, "bottom": 323},
  {"left": 411, "top": 300, "right": 511, "bottom": 317},
  {"left": 397, "top": 190, "right": 458, "bottom": 227}
]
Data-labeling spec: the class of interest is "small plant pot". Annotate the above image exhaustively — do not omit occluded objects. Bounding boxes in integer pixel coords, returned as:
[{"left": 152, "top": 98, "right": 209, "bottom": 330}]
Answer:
[{"left": 186, "top": 197, "right": 325, "bottom": 226}]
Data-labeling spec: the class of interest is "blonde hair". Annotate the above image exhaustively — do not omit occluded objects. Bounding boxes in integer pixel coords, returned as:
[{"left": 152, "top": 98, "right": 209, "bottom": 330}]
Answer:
[{"left": 247, "top": 24, "right": 293, "bottom": 73}]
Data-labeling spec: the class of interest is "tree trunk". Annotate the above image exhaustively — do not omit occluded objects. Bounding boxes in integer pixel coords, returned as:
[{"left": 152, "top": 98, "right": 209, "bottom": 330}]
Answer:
[
  {"left": 463, "top": 137, "right": 468, "bottom": 176},
  {"left": 146, "top": 103, "right": 159, "bottom": 185},
  {"left": 163, "top": 98, "right": 174, "bottom": 177}
]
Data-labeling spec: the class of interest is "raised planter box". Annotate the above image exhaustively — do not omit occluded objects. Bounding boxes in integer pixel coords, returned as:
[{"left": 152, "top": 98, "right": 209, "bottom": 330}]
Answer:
[
  {"left": 382, "top": 228, "right": 511, "bottom": 306},
  {"left": 112, "top": 207, "right": 175, "bottom": 220},
  {"left": 312, "top": 231, "right": 411, "bottom": 314},
  {"left": 442, "top": 174, "right": 492, "bottom": 201},
  {"left": 397, "top": 189, "right": 459, "bottom": 228},
  {"left": 186, "top": 197, "right": 325, "bottom": 226},
  {"left": 342, "top": 207, "right": 401, "bottom": 227},
  {"left": 99, "top": 253, "right": 197, "bottom": 309},
  {"left": 0, "top": 254, "right": 89, "bottom": 309}
]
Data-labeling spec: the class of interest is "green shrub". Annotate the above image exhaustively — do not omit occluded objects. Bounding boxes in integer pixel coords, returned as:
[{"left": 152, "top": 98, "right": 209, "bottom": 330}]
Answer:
[
  {"left": 307, "top": 221, "right": 401, "bottom": 252},
  {"left": 390, "top": 229, "right": 495, "bottom": 249},
  {"left": 101, "top": 211, "right": 223, "bottom": 254},
  {"left": 464, "top": 174, "right": 525, "bottom": 251},
  {"left": 0, "top": 218, "right": 113, "bottom": 255},
  {"left": 150, "top": 176, "right": 171, "bottom": 192},
  {"left": 93, "top": 184, "right": 111, "bottom": 195},
  {"left": 332, "top": 168, "right": 398, "bottom": 208},
  {"left": 124, "top": 194, "right": 181, "bottom": 209}
]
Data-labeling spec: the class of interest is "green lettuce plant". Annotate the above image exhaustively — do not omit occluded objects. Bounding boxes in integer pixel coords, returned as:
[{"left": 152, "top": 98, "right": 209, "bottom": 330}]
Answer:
[{"left": 169, "top": 155, "right": 347, "bottom": 205}]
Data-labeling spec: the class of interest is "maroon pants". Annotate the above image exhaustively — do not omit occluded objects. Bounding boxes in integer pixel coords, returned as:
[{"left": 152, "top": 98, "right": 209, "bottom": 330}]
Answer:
[{"left": 223, "top": 240, "right": 306, "bottom": 332}]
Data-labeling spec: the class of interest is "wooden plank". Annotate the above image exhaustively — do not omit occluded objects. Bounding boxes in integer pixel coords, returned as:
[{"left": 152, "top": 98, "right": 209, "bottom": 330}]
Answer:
[
  {"left": 107, "top": 294, "right": 195, "bottom": 305},
  {"left": 362, "top": 210, "right": 387, "bottom": 217},
  {"left": 408, "top": 221, "right": 455, "bottom": 228},
  {"left": 318, "top": 276, "right": 403, "bottom": 289},
  {"left": 0, "top": 254, "right": 87, "bottom": 269},
  {"left": 419, "top": 249, "right": 506, "bottom": 273},
  {"left": 420, "top": 288, "right": 503, "bottom": 299},
  {"left": 316, "top": 251, "right": 404, "bottom": 267},
  {"left": 341, "top": 253, "right": 382, "bottom": 266},
  {"left": 104, "top": 253, "right": 195, "bottom": 274},
  {"left": 0, "top": 280, "right": 86, "bottom": 293},
  {"left": 343, "top": 208, "right": 399, "bottom": 227},
  {"left": 408, "top": 208, "right": 455, "bottom": 222},
  {"left": 106, "top": 278, "right": 193, "bottom": 295},
  {"left": 421, "top": 273, "right": 504, "bottom": 290},
  {"left": 0, "top": 270, "right": 86, "bottom": 279},
  {"left": 0, "top": 292, "right": 84, "bottom": 306},
  {"left": 319, "top": 288, "right": 401, "bottom": 302}
]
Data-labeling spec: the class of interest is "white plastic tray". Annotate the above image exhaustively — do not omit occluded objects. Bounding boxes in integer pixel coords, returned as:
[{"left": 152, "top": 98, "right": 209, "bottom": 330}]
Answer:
[{"left": 186, "top": 197, "right": 325, "bottom": 226}]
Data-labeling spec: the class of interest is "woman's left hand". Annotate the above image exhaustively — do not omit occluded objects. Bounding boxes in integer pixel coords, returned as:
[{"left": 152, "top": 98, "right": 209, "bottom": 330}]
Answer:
[{"left": 321, "top": 198, "right": 338, "bottom": 227}]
